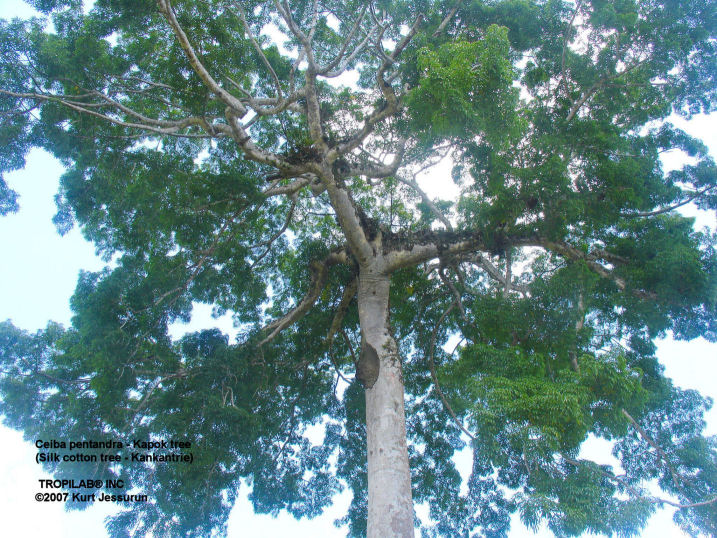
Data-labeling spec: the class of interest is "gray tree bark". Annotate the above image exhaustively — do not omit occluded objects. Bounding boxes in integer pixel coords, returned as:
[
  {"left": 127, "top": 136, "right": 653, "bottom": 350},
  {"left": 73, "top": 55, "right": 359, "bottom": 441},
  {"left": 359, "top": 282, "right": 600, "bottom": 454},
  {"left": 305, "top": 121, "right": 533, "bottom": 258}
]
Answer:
[{"left": 358, "top": 268, "right": 415, "bottom": 538}]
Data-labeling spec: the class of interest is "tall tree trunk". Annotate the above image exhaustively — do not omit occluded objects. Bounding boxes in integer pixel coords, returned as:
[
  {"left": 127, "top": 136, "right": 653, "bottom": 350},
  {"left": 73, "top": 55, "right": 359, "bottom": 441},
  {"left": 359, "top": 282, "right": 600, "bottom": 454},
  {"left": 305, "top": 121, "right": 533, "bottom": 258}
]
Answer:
[{"left": 358, "top": 269, "right": 414, "bottom": 538}]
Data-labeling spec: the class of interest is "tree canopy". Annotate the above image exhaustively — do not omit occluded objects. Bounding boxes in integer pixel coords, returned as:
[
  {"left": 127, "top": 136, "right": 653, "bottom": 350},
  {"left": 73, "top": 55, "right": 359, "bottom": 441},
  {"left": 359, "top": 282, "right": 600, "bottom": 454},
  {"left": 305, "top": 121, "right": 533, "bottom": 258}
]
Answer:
[{"left": 1, "top": 0, "right": 716, "bottom": 536}]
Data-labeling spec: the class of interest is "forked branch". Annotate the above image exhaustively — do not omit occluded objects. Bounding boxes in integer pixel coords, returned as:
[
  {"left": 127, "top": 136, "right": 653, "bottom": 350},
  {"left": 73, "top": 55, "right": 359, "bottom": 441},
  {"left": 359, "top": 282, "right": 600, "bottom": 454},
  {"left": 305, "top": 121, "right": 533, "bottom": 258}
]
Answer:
[
  {"left": 260, "top": 250, "right": 350, "bottom": 345},
  {"left": 157, "top": 0, "right": 247, "bottom": 115}
]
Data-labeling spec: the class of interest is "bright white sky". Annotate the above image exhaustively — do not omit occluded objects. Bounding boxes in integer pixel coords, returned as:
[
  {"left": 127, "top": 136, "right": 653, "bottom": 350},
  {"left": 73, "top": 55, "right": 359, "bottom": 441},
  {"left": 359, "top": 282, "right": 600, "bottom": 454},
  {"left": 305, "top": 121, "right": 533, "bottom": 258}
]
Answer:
[{"left": 0, "top": 1, "right": 715, "bottom": 536}]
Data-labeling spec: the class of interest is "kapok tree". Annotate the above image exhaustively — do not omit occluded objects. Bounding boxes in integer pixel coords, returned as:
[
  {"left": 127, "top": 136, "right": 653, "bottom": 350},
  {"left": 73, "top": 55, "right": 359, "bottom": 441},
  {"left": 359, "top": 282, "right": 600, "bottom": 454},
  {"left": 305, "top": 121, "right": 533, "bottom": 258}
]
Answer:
[{"left": 1, "top": 0, "right": 716, "bottom": 536}]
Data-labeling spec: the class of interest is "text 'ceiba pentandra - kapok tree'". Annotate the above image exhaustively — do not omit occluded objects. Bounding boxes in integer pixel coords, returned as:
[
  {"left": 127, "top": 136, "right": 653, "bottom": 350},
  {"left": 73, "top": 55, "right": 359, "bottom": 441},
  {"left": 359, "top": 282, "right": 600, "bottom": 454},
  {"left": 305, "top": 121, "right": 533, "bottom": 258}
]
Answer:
[{"left": 1, "top": 0, "right": 716, "bottom": 536}]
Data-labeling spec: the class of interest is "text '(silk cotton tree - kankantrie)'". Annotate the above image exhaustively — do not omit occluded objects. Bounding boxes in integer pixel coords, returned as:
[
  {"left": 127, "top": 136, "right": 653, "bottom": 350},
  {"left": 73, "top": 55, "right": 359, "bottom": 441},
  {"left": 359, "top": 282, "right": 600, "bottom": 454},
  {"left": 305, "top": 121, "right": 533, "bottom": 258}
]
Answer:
[{"left": 1, "top": 0, "right": 716, "bottom": 536}]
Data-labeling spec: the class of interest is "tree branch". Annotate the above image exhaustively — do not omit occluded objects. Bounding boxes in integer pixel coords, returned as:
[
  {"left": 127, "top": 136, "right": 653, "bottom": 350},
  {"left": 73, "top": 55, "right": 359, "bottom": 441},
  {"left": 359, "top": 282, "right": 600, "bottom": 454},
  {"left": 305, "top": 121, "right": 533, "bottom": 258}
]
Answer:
[
  {"left": 622, "top": 184, "right": 716, "bottom": 218},
  {"left": 344, "top": 138, "right": 407, "bottom": 179},
  {"left": 331, "top": 16, "right": 423, "bottom": 158},
  {"left": 250, "top": 198, "right": 298, "bottom": 268},
  {"left": 326, "top": 277, "right": 359, "bottom": 349},
  {"left": 272, "top": 0, "right": 325, "bottom": 147},
  {"left": 432, "top": 0, "right": 463, "bottom": 37},
  {"left": 542, "top": 240, "right": 657, "bottom": 300},
  {"left": 503, "top": 249, "right": 512, "bottom": 298},
  {"left": 384, "top": 230, "right": 538, "bottom": 273},
  {"left": 341, "top": 328, "right": 358, "bottom": 365},
  {"left": 428, "top": 301, "right": 476, "bottom": 440},
  {"left": 157, "top": 0, "right": 246, "bottom": 115},
  {"left": 232, "top": 4, "right": 283, "bottom": 99},
  {"left": 262, "top": 175, "right": 316, "bottom": 198},
  {"left": 566, "top": 59, "right": 647, "bottom": 122},
  {"left": 1, "top": 89, "right": 219, "bottom": 138},
  {"left": 562, "top": 455, "right": 717, "bottom": 510},
  {"left": 438, "top": 267, "right": 466, "bottom": 319},
  {"left": 260, "top": 250, "right": 349, "bottom": 345},
  {"left": 324, "top": 181, "right": 376, "bottom": 265},
  {"left": 460, "top": 252, "right": 529, "bottom": 295},
  {"left": 559, "top": 0, "right": 582, "bottom": 103},
  {"left": 229, "top": 88, "right": 307, "bottom": 116},
  {"left": 260, "top": 261, "right": 329, "bottom": 345},
  {"left": 570, "top": 290, "right": 585, "bottom": 373},
  {"left": 318, "top": 5, "right": 371, "bottom": 76},
  {"left": 224, "top": 107, "right": 313, "bottom": 176},
  {"left": 621, "top": 408, "right": 692, "bottom": 498},
  {"left": 397, "top": 174, "right": 453, "bottom": 230}
]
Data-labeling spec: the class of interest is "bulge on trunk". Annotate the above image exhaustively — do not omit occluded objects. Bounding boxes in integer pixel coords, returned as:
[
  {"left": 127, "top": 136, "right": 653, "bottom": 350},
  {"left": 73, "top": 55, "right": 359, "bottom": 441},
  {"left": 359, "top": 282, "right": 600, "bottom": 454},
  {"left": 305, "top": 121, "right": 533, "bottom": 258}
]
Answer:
[{"left": 356, "top": 337, "right": 380, "bottom": 389}]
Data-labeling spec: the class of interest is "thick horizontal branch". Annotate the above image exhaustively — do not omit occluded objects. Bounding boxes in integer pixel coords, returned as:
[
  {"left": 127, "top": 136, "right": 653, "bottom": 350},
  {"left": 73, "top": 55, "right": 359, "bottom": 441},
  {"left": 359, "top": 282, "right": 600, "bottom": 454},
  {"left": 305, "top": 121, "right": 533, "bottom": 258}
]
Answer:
[
  {"left": 383, "top": 229, "right": 539, "bottom": 273},
  {"left": 382, "top": 231, "right": 657, "bottom": 303}
]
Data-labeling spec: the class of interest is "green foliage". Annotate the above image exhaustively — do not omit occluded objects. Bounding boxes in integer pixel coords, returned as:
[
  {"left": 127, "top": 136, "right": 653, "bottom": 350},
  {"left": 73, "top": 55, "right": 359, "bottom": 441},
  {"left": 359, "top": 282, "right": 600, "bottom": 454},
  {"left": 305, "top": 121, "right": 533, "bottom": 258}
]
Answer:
[{"left": 404, "top": 26, "right": 518, "bottom": 146}]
